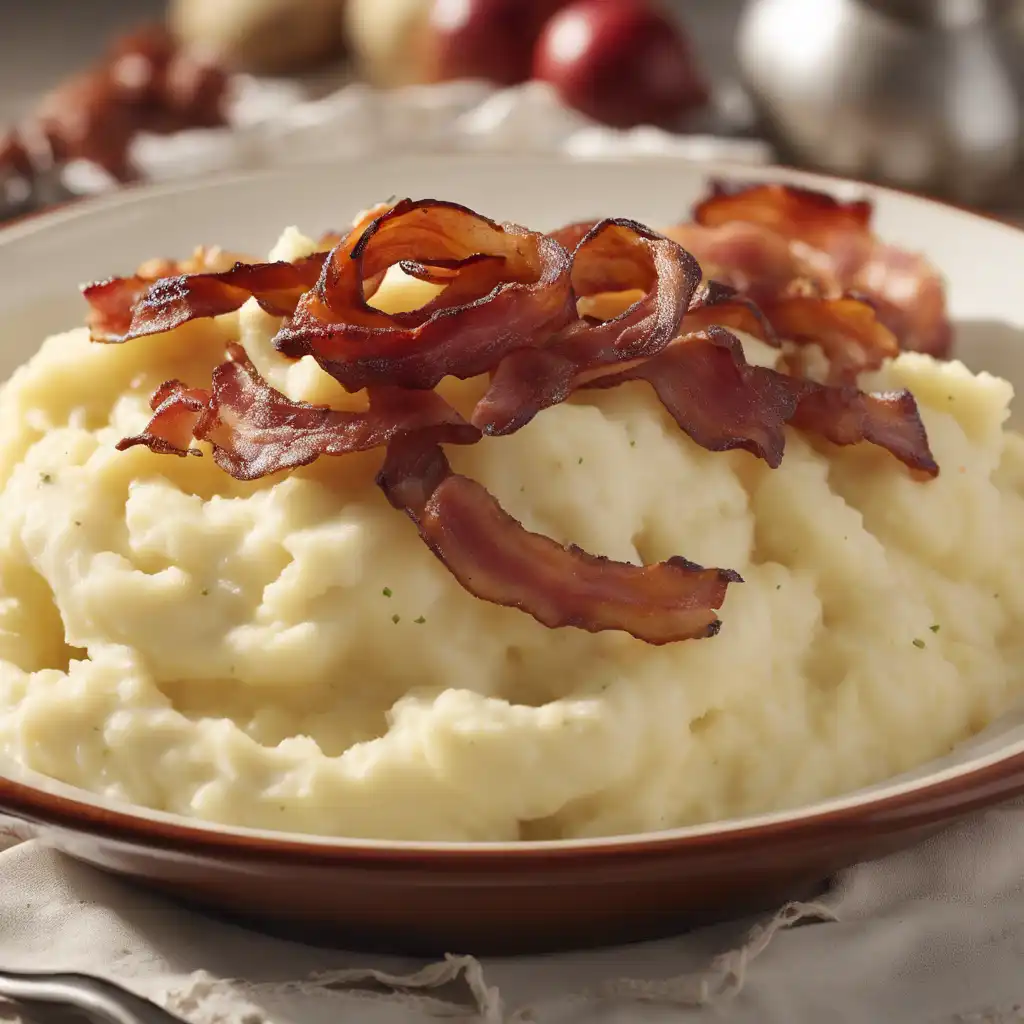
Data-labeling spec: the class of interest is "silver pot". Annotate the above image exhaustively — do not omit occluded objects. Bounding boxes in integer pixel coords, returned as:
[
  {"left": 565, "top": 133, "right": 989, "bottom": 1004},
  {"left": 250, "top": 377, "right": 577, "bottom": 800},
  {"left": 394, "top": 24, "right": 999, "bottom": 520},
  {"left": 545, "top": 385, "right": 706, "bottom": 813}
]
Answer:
[{"left": 736, "top": 0, "right": 1024, "bottom": 205}]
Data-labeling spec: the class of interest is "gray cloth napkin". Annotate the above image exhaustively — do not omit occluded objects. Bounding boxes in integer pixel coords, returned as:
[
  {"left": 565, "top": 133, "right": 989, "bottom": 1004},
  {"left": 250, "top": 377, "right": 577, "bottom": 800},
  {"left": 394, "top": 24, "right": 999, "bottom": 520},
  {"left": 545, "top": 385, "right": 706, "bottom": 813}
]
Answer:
[{"left": 1, "top": 801, "right": 1023, "bottom": 1024}]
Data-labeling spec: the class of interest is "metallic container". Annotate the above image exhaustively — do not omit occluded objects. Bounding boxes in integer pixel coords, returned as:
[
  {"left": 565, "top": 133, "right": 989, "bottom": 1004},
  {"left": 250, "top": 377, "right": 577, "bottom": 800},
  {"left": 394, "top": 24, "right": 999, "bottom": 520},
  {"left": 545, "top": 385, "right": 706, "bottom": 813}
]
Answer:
[{"left": 736, "top": 0, "right": 1024, "bottom": 204}]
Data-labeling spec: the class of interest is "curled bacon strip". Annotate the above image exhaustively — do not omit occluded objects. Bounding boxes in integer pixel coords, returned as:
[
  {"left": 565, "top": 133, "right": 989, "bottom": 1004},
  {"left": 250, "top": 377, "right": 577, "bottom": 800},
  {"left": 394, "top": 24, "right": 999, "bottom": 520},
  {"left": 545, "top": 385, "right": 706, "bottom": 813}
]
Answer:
[
  {"left": 790, "top": 384, "right": 938, "bottom": 478},
  {"left": 117, "top": 343, "right": 479, "bottom": 480},
  {"left": 687, "top": 180, "right": 952, "bottom": 359},
  {"left": 274, "top": 199, "right": 576, "bottom": 391},
  {"left": 583, "top": 326, "right": 937, "bottom": 476},
  {"left": 762, "top": 294, "right": 898, "bottom": 384},
  {"left": 694, "top": 180, "right": 873, "bottom": 270},
  {"left": 473, "top": 219, "right": 701, "bottom": 435},
  {"left": 561, "top": 219, "right": 702, "bottom": 358},
  {"left": 664, "top": 220, "right": 825, "bottom": 303},
  {"left": 86, "top": 253, "right": 331, "bottom": 344},
  {"left": 682, "top": 280, "right": 778, "bottom": 345},
  {"left": 584, "top": 327, "right": 799, "bottom": 468},
  {"left": 83, "top": 246, "right": 239, "bottom": 339},
  {"left": 377, "top": 435, "right": 741, "bottom": 643}
]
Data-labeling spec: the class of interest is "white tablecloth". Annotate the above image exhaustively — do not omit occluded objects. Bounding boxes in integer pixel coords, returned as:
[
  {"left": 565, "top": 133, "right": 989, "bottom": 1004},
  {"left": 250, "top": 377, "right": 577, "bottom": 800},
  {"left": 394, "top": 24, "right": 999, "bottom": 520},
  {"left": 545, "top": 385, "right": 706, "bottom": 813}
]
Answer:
[{"left": 1, "top": 800, "right": 1023, "bottom": 1024}]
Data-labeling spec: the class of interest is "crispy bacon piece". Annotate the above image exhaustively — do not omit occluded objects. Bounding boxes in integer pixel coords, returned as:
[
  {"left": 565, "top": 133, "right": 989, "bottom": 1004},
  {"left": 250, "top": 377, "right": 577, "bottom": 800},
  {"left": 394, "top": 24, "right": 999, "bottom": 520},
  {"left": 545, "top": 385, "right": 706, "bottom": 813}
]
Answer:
[
  {"left": 117, "top": 379, "right": 210, "bottom": 457},
  {"left": 1, "top": 25, "right": 229, "bottom": 187},
  {"left": 685, "top": 180, "right": 952, "bottom": 358},
  {"left": 274, "top": 199, "right": 577, "bottom": 391},
  {"left": 694, "top": 180, "right": 873, "bottom": 274},
  {"left": 664, "top": 221, "right": 830, "bottom": 303},
  {"left": 83, "top": 246, "right": 240, "bottom": 339},
  {"left": 547, "top": 219, "right": 600, "bottom": 253},
  {"left": 472, "top": 219, "right": 701, "bottom": 435},
  {"left": 584, "top": 327, "right": 798, "bottom": 468},
  {"left": 852, "top": 242, "right": 952, "bottom": 358},
  {"left": 761, "top": 294, "right": 899, "bottom": 384},
  {"left": 582, "top": 326, "right": 937, "bottom": 476},
  {"left": 790, "top": 385, "right": 938, "bottom": 478},
  {"left": 377, "top": 435, "right": 741, "bottom": 643},
  {"left": 86, "top": 252, "right": 332, "bottom": 344},
  {"left": 561, "top": 219, "right": 702, "bottom": 356},
  {"left": 117, "top": 343, "right": 479, "bottom": 480},
  {"left": 682, "top": 280, "right": 778, "bottom": 345},
  {"left": 84, "top": 229, "right": 356, "bottom": 343}
]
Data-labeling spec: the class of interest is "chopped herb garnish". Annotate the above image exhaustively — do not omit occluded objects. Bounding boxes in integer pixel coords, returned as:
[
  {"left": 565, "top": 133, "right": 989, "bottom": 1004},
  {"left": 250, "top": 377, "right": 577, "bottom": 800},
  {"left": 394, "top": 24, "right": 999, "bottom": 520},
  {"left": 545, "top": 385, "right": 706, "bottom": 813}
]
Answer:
[
  {"left": 200, "top": 588, "right": 209, "bottom": 596},
  {"left": 414, "top": 616, "right": 426, "bottom": 624},
  {"left": 929, "top": 624, "right": 940, "bottom": 633},
  {"left": 578, "top": 456, "right": 584, "bottom": 464},
  {"left": 39, "top": 472, "right": 53, "bottom": 484},
  {"left": 73, "top": 520, "right": 82, "bottom": 527},
  {"left": 382, "top": 587, "right": 393, "bottom": 598},
  {"left": 392, "top": 613, "right": 401, "bottom": 624},
  {"left": 630, "top": 440, "right": 636, "bottom": 447},
  {"left": 776, "top": 584, "right": 782, "bottom": 590},
  {"left": 912, "top": 638, "right": 925, "bottom": 649}
]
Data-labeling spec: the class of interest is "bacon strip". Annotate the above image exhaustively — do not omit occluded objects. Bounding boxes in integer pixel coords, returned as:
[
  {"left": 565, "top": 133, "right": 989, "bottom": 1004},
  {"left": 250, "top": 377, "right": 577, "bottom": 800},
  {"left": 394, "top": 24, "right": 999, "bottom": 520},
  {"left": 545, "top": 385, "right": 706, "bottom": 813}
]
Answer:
[
  {"left": 84, "top": 230, "right": 356, "bottom": 343},
  {"left": 86, "top": 253, "right": 331, "bottom": 344},
  {"left": 663, "top": 220, "right": 828, "bottom": 303},
  {"left": 472, "top": 219, "right": 701, "bottom": 435},
  {"left": 583, "top": 326, "right": 937, "bottom": 476},
  {"left": 584, "top": 328, "right": 798, "bottom": 468},
  {"left": 791, "top": 384, "right": 938, "bottom": 478},
  {"left": 274, "top": 199, "right": 577, "bottom": 391},
  {"left": 762, "top": 294, "right": 898, "bottom": 383},
  {"left": 117, "top": 379, "right": 210, "bottom": 456},
  {"left": 681, "top": 280, "right": 778, "bottom": 345},
  {"left": 558, "top": 219, "right": 702, "bottom": 359},
  {"left": 694, "top": 180, "right": 873, "bottom": 272},
  {"left": 377, "top": 435, "right": 741, "bottom": 643},
  {"left": 685, "top": 180, "right": 952, "bottom": 358},
  {"left": 117, "top": 343, "right": 479, "bottom": 480}
]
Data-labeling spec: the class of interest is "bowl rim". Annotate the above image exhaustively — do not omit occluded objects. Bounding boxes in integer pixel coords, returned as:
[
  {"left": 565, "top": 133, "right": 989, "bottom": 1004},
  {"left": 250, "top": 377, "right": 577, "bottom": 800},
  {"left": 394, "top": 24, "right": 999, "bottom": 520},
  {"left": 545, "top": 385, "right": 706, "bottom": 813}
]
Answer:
[{"left": 2, "top": 154, "right": 1024, "bottom": 861}]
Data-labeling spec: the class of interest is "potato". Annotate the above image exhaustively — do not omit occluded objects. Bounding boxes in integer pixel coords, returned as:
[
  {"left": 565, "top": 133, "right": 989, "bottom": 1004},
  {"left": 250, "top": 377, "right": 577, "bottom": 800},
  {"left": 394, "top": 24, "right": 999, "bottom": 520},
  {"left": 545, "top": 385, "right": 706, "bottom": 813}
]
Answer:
[
  {"left": 342, "top": 0, "right": 433, "bottom": 88},
  {"left": 169, "top": 0, "right": 346, "bottom": 76}
]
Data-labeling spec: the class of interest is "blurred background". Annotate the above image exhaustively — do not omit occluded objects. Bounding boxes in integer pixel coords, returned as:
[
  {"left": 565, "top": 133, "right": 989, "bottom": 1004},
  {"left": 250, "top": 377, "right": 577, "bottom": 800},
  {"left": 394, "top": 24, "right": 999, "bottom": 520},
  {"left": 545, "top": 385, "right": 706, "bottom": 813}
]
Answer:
[{"left": 2, "top": 0, "right": 1023, "bottom": 224}]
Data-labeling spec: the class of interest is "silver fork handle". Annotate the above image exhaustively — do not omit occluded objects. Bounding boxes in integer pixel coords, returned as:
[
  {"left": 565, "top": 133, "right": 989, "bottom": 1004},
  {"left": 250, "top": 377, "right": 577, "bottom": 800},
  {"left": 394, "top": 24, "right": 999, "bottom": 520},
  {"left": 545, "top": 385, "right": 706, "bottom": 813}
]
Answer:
[{"left": 0, "top": 969, "right": 190, "bottom": 1024}]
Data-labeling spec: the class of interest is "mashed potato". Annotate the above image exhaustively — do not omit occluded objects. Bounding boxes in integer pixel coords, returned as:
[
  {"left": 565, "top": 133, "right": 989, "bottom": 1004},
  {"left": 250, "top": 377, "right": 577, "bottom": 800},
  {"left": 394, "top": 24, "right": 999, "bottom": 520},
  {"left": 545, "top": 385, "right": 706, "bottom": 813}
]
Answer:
[{"left": 0, "top": 226, "right": 1022, "bottom": 842}]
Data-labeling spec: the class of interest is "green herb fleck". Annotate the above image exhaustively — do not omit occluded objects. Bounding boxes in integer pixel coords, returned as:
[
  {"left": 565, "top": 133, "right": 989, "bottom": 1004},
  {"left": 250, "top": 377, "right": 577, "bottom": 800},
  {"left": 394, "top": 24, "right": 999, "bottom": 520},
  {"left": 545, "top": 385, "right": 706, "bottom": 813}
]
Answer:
[
  {"left": 578, "top": 456, "right": 584, "bottom": 464},
  {"left": 392, "top": 613, "right": 401, "bottom": 624},
  {"left": 200, "top": 588, "right": 209, "bottom": 597},
  {"left": 929, "top": 623, "right": 940, "bottom": 633},
  {"left": 630, "top": 440, "right": 636, "bottom": 448},
  {"left": 73, "top": 520, "right": 82, "bottom": 527},
  {"left": 382, "top": 587, "right": 393, "bottom": 598},
  {"left": 776, "top": 584, "right": 782, "bottom": 590},
  {"left": 414, "top": 616, "right": 426, "bottom": 624},
  {"left": 39, "top": 472, "right": 53, "bottom": 484},
  {"left": 912, "top": 638, "right": 925, "bottom": 649}
]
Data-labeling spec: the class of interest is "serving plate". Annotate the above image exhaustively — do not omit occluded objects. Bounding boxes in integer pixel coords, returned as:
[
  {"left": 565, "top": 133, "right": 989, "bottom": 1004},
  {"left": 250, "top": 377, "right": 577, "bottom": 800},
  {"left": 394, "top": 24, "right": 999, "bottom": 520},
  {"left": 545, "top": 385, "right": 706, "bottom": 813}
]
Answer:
[{"left": 0, "top": 155, "right": 1023, "bottom": 955}]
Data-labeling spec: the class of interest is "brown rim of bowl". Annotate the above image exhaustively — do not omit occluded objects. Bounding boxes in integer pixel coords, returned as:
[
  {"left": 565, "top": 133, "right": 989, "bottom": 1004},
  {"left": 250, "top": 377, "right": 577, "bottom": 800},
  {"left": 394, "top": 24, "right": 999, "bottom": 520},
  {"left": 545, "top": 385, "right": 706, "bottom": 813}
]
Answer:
[
  {"left": 3, "top": 741, "right": 1024, "bottom": 866},
  {"left": 1, "top": 162, "right": 1023, "bottom": 867}
]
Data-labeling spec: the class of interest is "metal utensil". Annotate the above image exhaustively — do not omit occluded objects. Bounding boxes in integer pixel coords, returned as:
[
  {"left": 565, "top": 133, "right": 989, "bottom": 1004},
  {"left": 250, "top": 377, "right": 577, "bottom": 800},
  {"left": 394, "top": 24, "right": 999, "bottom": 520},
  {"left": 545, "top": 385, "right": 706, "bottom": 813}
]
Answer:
[
  {"left": 0, "top": 969, "right": 190, "bottom": 1024},
  {"left": 736, "top": 0, "right": 1024, "bottom": 205}
]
